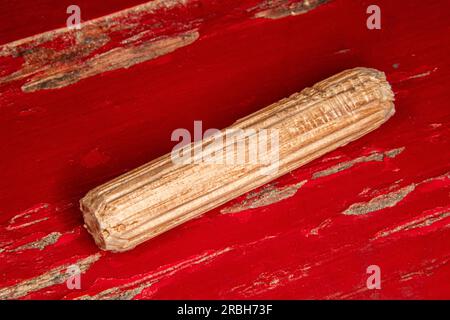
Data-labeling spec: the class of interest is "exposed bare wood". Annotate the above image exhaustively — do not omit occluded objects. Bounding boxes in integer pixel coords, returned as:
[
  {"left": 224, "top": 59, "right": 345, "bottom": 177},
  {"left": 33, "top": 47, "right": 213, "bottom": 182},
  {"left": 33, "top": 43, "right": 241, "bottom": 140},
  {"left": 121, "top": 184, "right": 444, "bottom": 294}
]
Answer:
[
  {"left": 343, "top": 184, "right": 416, "bottom": 216},
  {"left": 312, "top": 147, "right": 404, "bottom": 179},
  {"left": 254, "top": 0, "right": 330, "bottom": 19},
  {"left": 0, "top": 0, "right": 331, "bottom": 93},
  {"left": 220, "top": 180, "right": 307, "bottom": 214},
  {"left": 0, "top": 253, "right": 101, "bottom": 300}
]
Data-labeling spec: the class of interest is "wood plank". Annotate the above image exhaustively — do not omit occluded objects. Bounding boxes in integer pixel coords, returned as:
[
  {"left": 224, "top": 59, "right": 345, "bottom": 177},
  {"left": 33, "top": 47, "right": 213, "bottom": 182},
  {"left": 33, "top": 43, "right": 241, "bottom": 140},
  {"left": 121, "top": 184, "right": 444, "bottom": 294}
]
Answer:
[{"left": 0, "top": 0, "right": 449, "bottom": 299}]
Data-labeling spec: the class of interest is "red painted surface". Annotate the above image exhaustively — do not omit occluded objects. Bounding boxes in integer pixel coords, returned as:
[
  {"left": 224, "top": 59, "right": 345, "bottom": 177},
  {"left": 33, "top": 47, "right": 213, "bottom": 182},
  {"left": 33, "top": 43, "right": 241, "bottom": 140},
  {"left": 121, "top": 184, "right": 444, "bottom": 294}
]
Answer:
[
  {"left": 0, "top": 0, "right": 449, "bottom": 299},
  {"left": 0, "top": 0, "right": 150, "bottom": 45}
]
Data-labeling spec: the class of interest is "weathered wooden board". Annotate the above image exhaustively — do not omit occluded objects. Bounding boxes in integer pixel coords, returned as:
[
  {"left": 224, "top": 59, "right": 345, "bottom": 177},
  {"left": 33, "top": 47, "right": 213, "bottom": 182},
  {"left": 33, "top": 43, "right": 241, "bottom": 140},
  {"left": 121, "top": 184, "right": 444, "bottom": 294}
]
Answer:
[{"left": 0, "top": 0, "right": 449, "bottom": 299}]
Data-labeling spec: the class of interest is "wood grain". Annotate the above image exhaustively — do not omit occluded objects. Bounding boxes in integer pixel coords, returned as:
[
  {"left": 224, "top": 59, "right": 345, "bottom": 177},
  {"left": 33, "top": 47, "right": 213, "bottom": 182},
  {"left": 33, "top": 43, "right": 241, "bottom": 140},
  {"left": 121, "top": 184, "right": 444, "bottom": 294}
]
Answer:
[{"left": 80, "top": 67, "right": 395, "bottom": 252}]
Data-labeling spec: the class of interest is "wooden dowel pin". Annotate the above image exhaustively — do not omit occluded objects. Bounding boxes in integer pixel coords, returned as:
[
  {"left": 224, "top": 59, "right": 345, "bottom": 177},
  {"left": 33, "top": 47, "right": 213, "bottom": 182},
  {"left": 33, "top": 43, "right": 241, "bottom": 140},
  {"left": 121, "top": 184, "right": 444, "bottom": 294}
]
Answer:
[{"left": 80, "top": 67, "right": 395, "bottom": 252}]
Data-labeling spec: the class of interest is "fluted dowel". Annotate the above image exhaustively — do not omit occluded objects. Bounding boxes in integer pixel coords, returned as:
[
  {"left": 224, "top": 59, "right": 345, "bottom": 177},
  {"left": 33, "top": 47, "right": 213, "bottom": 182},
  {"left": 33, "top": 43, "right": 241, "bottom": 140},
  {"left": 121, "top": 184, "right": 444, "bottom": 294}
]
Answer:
[{"left": 80, "top": 67, "right": 395, "bottom": 252}]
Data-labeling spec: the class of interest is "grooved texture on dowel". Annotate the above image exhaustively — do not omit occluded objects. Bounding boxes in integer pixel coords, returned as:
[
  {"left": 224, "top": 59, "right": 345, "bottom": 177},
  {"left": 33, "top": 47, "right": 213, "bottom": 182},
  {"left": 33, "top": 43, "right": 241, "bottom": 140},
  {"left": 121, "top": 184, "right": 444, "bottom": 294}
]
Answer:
[{"left": 80, "top": 67, "right": 395, "bottom": 252}]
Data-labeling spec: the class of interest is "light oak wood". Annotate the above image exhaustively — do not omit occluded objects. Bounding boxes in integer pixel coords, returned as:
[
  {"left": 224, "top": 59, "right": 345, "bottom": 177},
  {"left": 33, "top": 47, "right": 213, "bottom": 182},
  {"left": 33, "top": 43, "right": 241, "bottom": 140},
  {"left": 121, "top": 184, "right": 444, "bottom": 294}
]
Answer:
[{"left": 80, "top": 67, "right": 395, "bottom": 252}]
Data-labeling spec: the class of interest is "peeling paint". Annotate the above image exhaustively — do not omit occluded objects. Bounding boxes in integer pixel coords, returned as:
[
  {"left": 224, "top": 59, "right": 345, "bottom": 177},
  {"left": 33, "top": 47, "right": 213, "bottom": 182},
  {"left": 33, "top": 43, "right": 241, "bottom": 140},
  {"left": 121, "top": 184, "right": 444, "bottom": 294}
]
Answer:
[
  {"left": 21, "top": 31, "right": 199, "bottom": 92},
  {"left": 393, "top": 67, "right": 438, "bottom": 83},
  {"left": 228, "top": 246, "right": 348, "bottom": 297},
  {"left": 77, "top": 282, "right": 154, "bottom": 300},
  {"left": 254, "top": 0, "right": 330, "bottom": 19},
  {"left": 0, "top": 0, "right": 331, "bottom": 93},
  {"left": 76, "top": 240, "right": 276, "bottom": 300},
  {"left": 399, "top": 256, "right": 450, "bottom": 282},
  {"left": 6, "top": 203, "right": 51, "bottom": 230},
  {"left": 77, "top": 248, "right": 231, "bottom": 300},
  {"left": 325, "top": 286, "right": 370, "bottom": 300},
  {"left": 1, "top": 28, "right": 111, "bottom": 86},
  {"left": 423, "top": 171, "right": 450, "bottom": 183},
  {"left": 307, "top": 218, "right": 332, "bottom": 236},
  {"left": 373, "top": 209, "right": 450, "bottom": 239},
  {"left": 221, "top": 180, "right": 307, "bottom": 214},
  {"left": 0, "top": 0, "right": 200, "bottom": 92},
  {"left": 430, "top": 123, "right": 442, "bottom": 129},
  {"left": 8, "top": 203, "right": 49, "bottom": 223},
  {"left": 312, "top": 147, "right": 405, "bottom": 179},
  {"left": 334, "top": 48, "right": 351, "bottom": 55},
  {"left": 343, "top": 184, "right": 416, "bottom": 215},
  {"left": 343, "top": 170, "right": 449, "bottom": 216},
  {"left": 0, "top": 0, "right": 189, "bottom": 53},
  {"left": 6, "top": 217, "right": 49, "bottom": 230},
  {"left": 384, "top": 148, "right": 404, "bottom": 158},
  {"left": 230, "top": 267, "right": 310, "bottom": 297},
  {"left": 1, "top": 0, "right": 449, "bottom": 301},
  {"left": 10, "top": 232, "right": 62, "bottom": 252},
  {"left": 407, "top": 71, "right": 432, "bottom": 80},
  {"left": 0, "top": 253, "right": 101, "bottom": 299}
]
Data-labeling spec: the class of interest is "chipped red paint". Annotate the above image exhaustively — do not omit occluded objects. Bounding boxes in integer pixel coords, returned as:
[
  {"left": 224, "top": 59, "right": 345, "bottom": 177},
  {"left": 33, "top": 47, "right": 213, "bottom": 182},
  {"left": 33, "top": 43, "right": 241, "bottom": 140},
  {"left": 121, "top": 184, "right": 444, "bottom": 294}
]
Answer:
[
  {"left": 0, "top": 0, "right": 151, "bottom": 45},
  {"left": 0, "top": 0, "right": 449, "bottom": 299}
]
